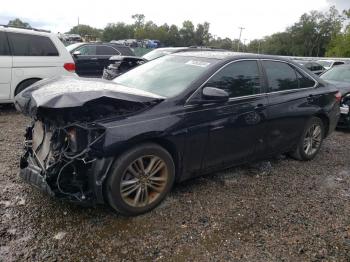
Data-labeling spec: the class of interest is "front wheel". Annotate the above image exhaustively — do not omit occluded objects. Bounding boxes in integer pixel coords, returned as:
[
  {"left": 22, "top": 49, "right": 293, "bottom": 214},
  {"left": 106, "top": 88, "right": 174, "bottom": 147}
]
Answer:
[
  {"left": 290, "top": 117, "right": 324, "bottom": 161},
  {"left": 105, "top": 143, "right": 175, "bottom": 216}
]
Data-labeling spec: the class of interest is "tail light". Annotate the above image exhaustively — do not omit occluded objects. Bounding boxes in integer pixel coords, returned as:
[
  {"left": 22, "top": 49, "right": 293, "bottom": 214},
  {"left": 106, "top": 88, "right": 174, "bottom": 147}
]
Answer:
[
  {"left": 335, "top": 91, "right": 342, "bottom": 103},
  {"left": 64, "top": 63, "right": 76, "bottom": 73}
]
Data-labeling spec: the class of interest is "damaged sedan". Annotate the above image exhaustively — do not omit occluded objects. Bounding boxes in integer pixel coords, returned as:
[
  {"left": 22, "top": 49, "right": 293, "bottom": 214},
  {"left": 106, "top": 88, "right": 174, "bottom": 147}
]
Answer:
[{"left": 16, "top": 51, "right": 340, "bottom": 216}]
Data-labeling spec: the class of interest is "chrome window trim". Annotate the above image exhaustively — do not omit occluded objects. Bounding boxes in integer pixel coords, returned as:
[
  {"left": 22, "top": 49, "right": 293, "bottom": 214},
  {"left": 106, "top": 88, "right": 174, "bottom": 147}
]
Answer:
[{"left": 185, "top": 58, "right": 319, "bottom": 107}]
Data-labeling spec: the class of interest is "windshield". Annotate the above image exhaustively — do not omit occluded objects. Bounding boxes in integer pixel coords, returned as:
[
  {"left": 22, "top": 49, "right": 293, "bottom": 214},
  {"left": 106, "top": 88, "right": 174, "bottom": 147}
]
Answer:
[
  {"left": 113, "top": 55, "right": 219, "bottom": 98},
  {"left": 66, "top": 43, "right": 83, "bottom": 52},
  {"left": 317, "top": 60, "right": 332, "bottom": 68},
  {"left": 320, "top": 66, "right": 350, "bottom": 82},
  {"left": 142, "top": 48, "right": 182, "bottom": 61}
]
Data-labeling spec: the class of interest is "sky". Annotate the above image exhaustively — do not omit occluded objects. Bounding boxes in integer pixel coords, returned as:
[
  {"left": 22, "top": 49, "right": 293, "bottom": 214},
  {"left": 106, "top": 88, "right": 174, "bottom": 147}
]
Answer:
[{"left": 0, "top": 0, "right": 349, "bottom": 41}]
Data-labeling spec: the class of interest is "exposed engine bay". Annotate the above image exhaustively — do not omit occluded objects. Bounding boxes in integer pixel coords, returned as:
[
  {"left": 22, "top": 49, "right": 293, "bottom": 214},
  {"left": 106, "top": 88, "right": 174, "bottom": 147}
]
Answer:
[
  {"left": 21, "top": 121, "right": 105, "bottom": 202},
  {"left": 16, "top": 76, "right": 164, "bottom": 204}
]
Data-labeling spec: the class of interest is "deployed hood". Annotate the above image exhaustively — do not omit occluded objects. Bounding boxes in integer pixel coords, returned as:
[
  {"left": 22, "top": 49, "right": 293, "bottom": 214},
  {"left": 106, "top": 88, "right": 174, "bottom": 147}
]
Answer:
[
  {"left": 324, "top": 80, "right": 350, "bottom": 96},
  {"left": 15, "top": 76, "right": 164, "bottom": 118}
]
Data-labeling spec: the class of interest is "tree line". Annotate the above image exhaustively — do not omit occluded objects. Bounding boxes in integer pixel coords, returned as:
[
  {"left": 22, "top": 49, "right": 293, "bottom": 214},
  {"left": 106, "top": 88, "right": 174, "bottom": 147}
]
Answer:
[{"left": 7, "top": 6, "right": 350, "bottom": 57}]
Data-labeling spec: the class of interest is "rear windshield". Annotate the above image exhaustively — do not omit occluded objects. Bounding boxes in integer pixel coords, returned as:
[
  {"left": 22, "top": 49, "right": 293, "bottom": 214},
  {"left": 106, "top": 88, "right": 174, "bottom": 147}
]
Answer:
[
  {"left": 113, "top": 55, "right": 219, "bottom": 98},
  {"left": 142, "top": 49, "right": 181, "bottom": 61}
]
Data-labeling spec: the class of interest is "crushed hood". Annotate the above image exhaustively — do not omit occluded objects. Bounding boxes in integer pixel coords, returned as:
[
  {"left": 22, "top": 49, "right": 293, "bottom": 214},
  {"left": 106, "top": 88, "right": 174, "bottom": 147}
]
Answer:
[{"left": 15, "top": 76, "right": 164, "bottom": 117}]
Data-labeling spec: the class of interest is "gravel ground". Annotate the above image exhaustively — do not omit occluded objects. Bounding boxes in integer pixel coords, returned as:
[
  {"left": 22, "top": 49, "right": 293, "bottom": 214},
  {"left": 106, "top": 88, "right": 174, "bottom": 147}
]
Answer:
[{"left": 1, "top": 105, "right": 350, "bottom": 261}]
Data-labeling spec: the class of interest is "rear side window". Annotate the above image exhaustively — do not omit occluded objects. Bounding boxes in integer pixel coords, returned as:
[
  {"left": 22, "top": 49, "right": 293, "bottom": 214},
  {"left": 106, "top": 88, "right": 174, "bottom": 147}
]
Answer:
[
  {"left": 205, "top": 60, "right": 261, "bottom": 98},
  {"left": 8, "top": 33, "right": 59, "bottom": 56},
  {"left": 334, "top": 61, "right": 344, "bottom": 66},
  {"left": 0, "top": 32, "right": 10, "bottom": 55},
  {"left": 96, "top": 45, "right": 119, "bottom": 55},
  {"left": 263, "top": 61, "right": 298, "bottom": 92}
]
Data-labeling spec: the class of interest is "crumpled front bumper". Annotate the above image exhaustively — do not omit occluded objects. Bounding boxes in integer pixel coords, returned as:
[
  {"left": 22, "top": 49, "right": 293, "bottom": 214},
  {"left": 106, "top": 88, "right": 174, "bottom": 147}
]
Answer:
[
  {"left": 19, "top": 152, "right": 114, "bottom": 206},
  {"left": 19, "top": 156, "right": 54, "bottom": 197}
]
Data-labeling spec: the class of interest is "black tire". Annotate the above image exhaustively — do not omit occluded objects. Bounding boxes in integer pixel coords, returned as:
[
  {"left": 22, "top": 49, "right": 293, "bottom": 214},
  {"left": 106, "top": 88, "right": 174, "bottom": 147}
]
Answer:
[
  {"left": 105, "top": 143, "right": 175, "bottom": 216},
  {"left": 290, "top": 117, "right": 324, "bottom": 161},
  {"left": 15, "top": 79, "right": 41, "bottom": 96}
]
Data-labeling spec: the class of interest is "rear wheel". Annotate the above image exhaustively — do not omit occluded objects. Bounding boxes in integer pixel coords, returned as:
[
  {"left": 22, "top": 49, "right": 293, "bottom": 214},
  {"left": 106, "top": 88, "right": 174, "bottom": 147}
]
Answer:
[
  {"left": 15, "top": 78, "right": 41, "bottom": 96},
  {"left": 105, "top": 143, "right": 175, "bottom": 216},
  {"left": 290, "top": 117, "right": 324, "bottom": 161}
]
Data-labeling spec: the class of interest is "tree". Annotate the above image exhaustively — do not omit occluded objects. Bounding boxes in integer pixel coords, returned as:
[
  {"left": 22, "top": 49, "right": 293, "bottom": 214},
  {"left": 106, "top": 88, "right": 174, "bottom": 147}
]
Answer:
[
  {"left": 180, "top": 21, "right": 195, "bottom": 46},
  {"left": 194, "top": 22, "right": 211, "bottom": 46},
  {"left": 102, "top": 23, "right": 134, "bottom": 41},
  {"left": 68, "top": 24, "right": 102, "bottom": 38},
  {"left": 132, "top": 14, "right": 145, "bottom": 29},
  {"left": 7, "top": 18, "right": 31, "bottom": 28}
]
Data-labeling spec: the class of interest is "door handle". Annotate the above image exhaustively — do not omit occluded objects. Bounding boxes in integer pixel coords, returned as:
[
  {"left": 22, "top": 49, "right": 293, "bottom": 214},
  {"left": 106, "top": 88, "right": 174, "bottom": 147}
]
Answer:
[
  {"left": 90, "top": 58, "right": 98, "bottom": 60},
  {"left": 307, "top": 95, "right": 314, "bottom": 102},
  {"left": 254, "top": 104, "right": 266, "bottom": 111}
]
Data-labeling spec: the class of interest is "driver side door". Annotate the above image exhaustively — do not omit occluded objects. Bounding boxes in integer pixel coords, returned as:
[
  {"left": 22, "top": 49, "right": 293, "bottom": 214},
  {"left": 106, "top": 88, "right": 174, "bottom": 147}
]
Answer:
[{"left": 200, "top": 60, "right": 268, "bottom": 170}]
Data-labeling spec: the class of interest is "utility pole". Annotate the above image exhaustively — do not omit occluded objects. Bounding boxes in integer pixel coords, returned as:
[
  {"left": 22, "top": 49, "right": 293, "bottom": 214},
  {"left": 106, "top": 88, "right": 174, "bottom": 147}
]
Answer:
[
  {"left": 237, "top": 26, "right": 245, "bottom": 52},
  {"left": 77, "top": 17, "right": 80, "bottom": 35}
]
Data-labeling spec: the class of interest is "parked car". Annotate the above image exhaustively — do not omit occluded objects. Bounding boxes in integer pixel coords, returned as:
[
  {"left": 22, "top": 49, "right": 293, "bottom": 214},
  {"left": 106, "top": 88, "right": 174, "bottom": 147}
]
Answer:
[
  {"left": 317, "top": 59, "right": 345, "bottom": 70},
  {"left": 102, "top": 47, "right": 191, "bottom": 80},
  {"left": 0, "top": 25, "right": 76, "bottom": 103},
  {"left": 320, "top": 64, "right": 350, "bottom": 128},
  {"left": 102, "top": 47, "right": 227, "bottom": 80},
  {"left": 16, "top": 51, "right": 340, "bottom": 216},
  {"left": 66, "top": 42, "right": 135, "bottom": 77},
  {"left": 294, "top": 60, "right": 325, "bottom": 75}
]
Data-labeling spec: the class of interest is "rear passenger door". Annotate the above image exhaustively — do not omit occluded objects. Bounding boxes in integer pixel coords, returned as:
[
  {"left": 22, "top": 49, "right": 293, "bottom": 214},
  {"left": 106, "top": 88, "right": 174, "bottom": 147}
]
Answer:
[
  {"left": 0, "top": 31, "right": 12, "bottom": 100},
  {"left": 74, "top": 45, "right": 98, "bottom": 77},
  {"left": 262, "top": 60, "right": 318, "bottom": 155}
]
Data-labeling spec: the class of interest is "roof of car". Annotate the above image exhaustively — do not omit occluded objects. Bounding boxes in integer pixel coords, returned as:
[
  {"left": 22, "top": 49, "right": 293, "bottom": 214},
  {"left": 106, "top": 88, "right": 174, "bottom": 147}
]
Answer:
[
  {"left": 172, "top": 50, "right": 294, "bottom": 62},
  {"left": 0, "top": 25, "right": 52, "bottom": 36}
]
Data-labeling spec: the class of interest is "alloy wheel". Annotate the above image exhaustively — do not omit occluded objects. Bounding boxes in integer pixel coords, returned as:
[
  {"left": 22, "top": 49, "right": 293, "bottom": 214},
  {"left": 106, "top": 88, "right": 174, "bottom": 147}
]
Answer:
[
  {"left": 303, "top": 124, "right": 322, "bottom": 156},
  {"left": 120, "top": 155, "right": 168, "bottom": 208}
]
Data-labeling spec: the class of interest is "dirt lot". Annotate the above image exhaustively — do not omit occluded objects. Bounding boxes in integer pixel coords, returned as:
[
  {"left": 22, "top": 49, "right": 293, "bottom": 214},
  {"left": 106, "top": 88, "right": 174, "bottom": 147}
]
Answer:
[{"left": 0, "top": 105, "right": 350, "bottom": 261}]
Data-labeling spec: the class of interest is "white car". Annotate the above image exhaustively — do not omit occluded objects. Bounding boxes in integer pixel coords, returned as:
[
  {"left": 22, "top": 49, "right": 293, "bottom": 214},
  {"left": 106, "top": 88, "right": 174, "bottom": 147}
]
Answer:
[
  {"left": 0, "top": 25, "right": 76, "bottom": 103},
  {"left": 317, "top": 59, "right": 345, "bottom": 71}
]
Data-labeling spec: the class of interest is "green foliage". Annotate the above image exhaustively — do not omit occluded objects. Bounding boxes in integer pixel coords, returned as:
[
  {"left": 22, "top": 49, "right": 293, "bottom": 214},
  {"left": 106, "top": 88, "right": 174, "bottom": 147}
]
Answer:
[
  {"left": 248, "top": 6, "right": 345, "bottom": 57},
  {"left": 326, "top": 9, "right": 350, "bottom": 57},
  {"left": 68, "top": 24, "right": 102, "bottom": 38},
  {"left": 7, "top": 18, "right": 31, "bottom": 28}
]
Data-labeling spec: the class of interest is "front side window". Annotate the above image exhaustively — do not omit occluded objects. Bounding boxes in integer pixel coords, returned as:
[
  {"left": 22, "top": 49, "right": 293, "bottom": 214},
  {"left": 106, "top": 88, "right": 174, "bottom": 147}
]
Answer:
[
  {"left": 0, "top": 32, "right": 10, "bottom": 55},
  {"left": 263, "top": 61, "right": 298, "bottom": 92},
  {"left": 296, "top": 71, "right": 316, "bottom": 88},
  {"left": 8, "top": 33, "right": 58, "bottom": 56},
  {"left": 114, "top": 55, "right": 219, "bottom": 98},
  {"left": 204, "top": 60, "right": 261, "bottom": 98},
  {"left": 96, "top": 45, "right": 119, "bottom": 55},
  {"left": 77, "top": 45, "right": 96, "bottom": 55}
]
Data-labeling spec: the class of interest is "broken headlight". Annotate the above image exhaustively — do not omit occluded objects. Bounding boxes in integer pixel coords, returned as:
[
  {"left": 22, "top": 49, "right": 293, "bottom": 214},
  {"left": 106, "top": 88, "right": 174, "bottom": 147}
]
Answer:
[{"left": 65, "top": 124, "right": 105, "bottom": 154}]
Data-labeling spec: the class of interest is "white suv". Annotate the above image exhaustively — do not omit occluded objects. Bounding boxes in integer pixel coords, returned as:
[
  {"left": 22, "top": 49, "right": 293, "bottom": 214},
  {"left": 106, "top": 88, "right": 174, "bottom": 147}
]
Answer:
[{"left": 0, "top": 25, "right": 76, "bottom": 103}]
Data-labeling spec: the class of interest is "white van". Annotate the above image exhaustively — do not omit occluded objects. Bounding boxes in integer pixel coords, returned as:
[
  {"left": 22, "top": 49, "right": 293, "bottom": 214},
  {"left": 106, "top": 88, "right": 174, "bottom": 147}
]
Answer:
[{"left": 0, "top": 25, "right": 76, "bottom": 103}]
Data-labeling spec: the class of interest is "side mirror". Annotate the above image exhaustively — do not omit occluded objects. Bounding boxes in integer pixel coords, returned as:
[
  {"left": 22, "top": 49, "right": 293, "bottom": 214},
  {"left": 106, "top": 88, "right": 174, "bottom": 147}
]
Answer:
[
  {"left": 202, "top": 86, "right": 229, "bottom": 103},
  {"left": 73, "top": 50, "right": 81, "bottom": 57}
]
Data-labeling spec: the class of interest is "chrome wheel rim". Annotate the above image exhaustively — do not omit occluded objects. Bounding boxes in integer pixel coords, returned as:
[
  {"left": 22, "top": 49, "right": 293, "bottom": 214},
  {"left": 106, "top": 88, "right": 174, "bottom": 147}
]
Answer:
[
  {"left": 303, "top": 124, "right": 322, "bottom": 156},
  {"left": 120, "top": 155, "right": 168, "bottom": 208}
]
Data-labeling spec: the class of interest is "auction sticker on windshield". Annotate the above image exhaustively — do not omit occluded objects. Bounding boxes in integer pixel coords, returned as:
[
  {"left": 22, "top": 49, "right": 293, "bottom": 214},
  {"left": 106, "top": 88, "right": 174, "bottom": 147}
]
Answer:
[{"left": 185, "top": 60, "right": 211, "bottom": 67}]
